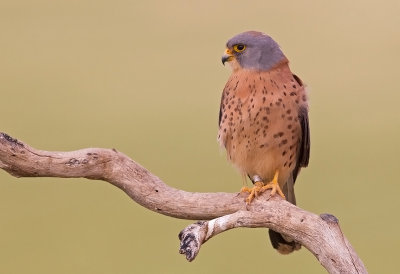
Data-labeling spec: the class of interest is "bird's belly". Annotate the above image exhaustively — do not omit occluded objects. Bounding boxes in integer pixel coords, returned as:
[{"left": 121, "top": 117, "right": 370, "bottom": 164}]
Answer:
[{"left": 224, "top": 104, "right": 301, "bottom": 185}]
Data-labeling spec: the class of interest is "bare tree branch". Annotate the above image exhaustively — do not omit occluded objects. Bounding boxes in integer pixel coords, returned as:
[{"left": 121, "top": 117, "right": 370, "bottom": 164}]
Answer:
[{"left": 0, "top": 132, "right": 366, "bottom": 273}]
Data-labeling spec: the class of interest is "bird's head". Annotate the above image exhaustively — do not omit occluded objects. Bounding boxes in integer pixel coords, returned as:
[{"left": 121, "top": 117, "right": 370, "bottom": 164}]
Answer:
[{"left": 222, "top": 31, "right": 286, "bottom": 71}]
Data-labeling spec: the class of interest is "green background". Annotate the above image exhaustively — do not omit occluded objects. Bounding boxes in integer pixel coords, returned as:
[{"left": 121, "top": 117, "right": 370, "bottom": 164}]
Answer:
[{"left": 1, "top": 1, "right": 399, "bottom": 273}]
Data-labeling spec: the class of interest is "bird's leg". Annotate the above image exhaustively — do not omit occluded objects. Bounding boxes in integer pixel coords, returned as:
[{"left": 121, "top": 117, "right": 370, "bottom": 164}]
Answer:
[
  {"left": 260, "top": 170, "right": 285, "bottom": 198},
  {"left": 240, "top": 171, "right": 285, "bottom": 204},
  {"left": 240, "top": 175, "right": 262, "bottom": 195}
]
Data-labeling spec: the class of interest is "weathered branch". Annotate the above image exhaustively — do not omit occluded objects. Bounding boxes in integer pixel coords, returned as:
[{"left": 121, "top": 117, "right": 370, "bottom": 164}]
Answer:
[
  {"left": 178, "top": 211, "right": 365, "bottom": 273},
  {"left": 0, "top": 132, "right": 366, "bottom": 273}
]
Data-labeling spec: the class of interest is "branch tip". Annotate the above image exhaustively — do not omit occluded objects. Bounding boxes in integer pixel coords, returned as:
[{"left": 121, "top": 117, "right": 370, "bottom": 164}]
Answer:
[{"left": 0, "top": 132, "right": 24, "bottom": 147}]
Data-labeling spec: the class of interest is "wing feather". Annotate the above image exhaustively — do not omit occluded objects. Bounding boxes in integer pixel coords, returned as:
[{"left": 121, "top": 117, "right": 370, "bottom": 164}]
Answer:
[{"left": 293, "top": 105, "right": 310, "bottom": 182}]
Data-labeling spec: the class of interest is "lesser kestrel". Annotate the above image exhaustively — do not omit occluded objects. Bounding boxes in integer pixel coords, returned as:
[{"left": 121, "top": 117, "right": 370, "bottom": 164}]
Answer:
[{"left": 218, "top": 31, "right": 310, "bottom": 254}]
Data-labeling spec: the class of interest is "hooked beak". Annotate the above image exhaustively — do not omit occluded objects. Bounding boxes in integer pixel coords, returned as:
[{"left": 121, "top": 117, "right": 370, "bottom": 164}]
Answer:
[{"left": 221, "top": 48, "right": 234, "bottom": 65}]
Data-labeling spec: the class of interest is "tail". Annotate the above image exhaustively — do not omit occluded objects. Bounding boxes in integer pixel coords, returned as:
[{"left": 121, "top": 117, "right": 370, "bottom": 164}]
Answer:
[{"left": 268, "top": 174, "right": 301, "bottom": 254}]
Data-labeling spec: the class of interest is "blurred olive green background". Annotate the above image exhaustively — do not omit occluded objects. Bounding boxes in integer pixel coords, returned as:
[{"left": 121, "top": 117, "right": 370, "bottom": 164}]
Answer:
[{"left": 1, "top": 0, "right": 399, "bottom": 273}]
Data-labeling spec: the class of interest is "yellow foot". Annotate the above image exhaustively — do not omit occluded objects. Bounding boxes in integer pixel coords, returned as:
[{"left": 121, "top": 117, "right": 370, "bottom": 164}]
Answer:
[
  {"left": 240, "top": 171, "right": 285, "bottom": 204},
  {"left": 241, "top": 181, "right": 264, "bottom": 204}
]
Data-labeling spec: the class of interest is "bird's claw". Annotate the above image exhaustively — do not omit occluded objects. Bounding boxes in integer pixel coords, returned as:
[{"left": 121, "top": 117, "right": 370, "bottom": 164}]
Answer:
[
  {"left": 240, "top": 171, "right": 285, "bottom": 204},
  {"left": 241, "top": 181, "right": 265, "bottom": 204}
]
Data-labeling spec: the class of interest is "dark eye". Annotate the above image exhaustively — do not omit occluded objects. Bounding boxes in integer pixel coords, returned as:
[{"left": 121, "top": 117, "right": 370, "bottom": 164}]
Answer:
[{"left": 233, "top": 44, "right": 246, "bottom": 52}]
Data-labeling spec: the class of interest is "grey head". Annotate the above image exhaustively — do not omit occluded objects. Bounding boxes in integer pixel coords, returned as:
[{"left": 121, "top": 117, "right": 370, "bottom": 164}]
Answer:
[{"left": 222, "top": 31, "right": 286, "bottom": 71}]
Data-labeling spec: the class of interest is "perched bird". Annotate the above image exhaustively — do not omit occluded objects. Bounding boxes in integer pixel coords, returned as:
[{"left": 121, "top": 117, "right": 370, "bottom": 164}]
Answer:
[{"left": 218, "top": 31, "right": 310, "bottom": 254}]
